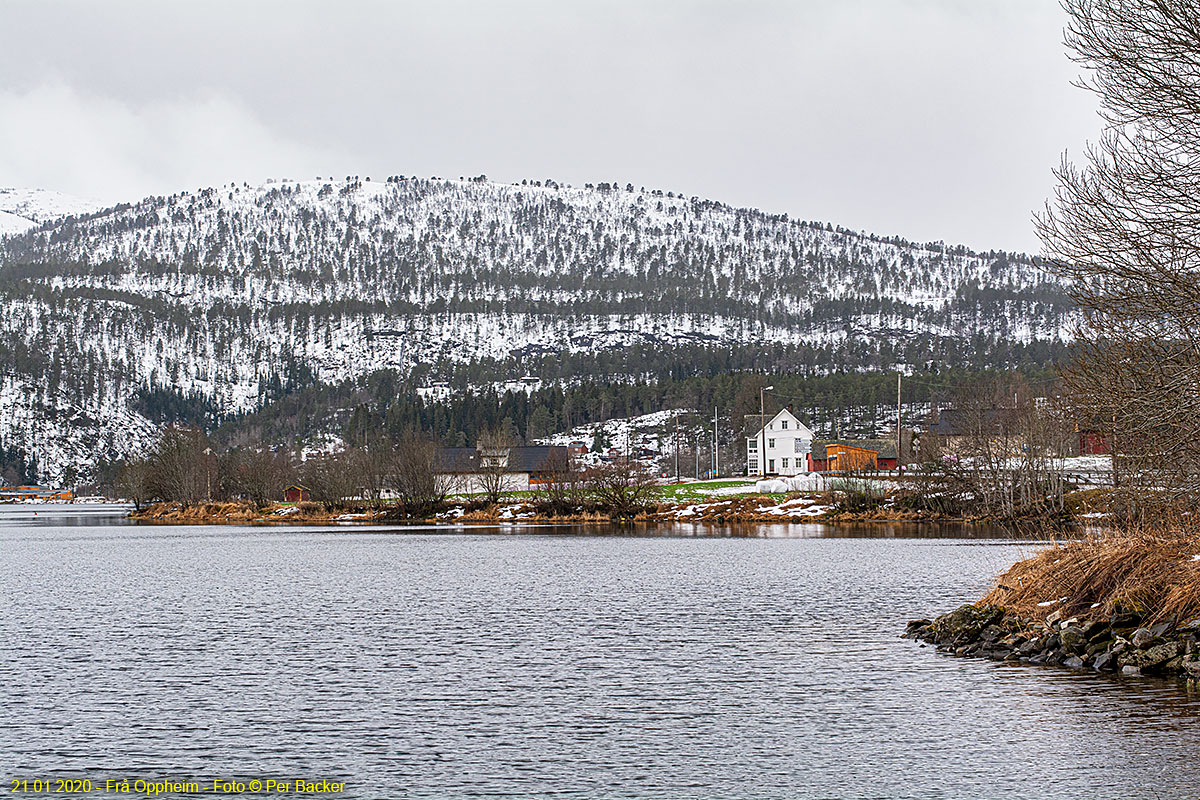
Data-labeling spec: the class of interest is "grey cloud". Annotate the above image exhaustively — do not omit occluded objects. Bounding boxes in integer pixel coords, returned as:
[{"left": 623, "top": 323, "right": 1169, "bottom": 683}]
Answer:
[{"left": 0, "top": 0, "right": 1101, "bottom": 252}]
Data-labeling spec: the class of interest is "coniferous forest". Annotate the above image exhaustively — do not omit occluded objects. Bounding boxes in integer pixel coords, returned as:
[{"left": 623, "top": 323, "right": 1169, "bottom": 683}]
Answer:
[{"left": 0, "top": 177, "right": 1073, "bottom": 483}]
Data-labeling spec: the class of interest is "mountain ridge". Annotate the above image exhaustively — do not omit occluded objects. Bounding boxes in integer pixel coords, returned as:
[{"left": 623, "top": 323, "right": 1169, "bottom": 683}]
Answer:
[{"left": 0, "top": 175, "right": 1072, "bottom": 483}]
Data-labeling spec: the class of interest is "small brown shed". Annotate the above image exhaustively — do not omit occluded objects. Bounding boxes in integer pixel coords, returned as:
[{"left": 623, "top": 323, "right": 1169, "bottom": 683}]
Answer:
[{"left": 283, "top": 485, "right": 311, "bottom": 502}]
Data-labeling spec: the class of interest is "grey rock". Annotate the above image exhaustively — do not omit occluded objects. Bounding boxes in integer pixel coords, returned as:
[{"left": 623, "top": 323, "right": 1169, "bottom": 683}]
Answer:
[
  {"left": 932, "top": 604, "right": 1005, "bottom": 645},
  {"left": 1150, "top": 620, "right": 1173, "bottom": 638},
  {"left": 1111, "top": 609, "right": 1142, "bottom": 629},
  {"left": 1120, "top": 641, "right": 1181, "bottom": 669},
  {"left": 1046, "top": 610, "right": 1063, "bottom": 625},
  {"left": 1131, "top": 628, "right": 1155, "bottom": 649},
  {"left": 1092, "top": 651, "right": 1116, "bottom": 672},
  {"left": 998, "top": 633, "right": 1025, "bottom": 648},
  {"left": 1183, "top": 658, "right": 1200, "bottom": 678},
  {"left": 1060, "top": 625, "right": 1087, "bottom": 654},
  {"left": 1064, "top": 655, "right": 1086, "bottom": 669},
  {"left": 1121, "top": 665, "right": 1143, "bottom": 677},
  {"left": 1017, "top": 638, "right": 1043, "bottom": 656}
]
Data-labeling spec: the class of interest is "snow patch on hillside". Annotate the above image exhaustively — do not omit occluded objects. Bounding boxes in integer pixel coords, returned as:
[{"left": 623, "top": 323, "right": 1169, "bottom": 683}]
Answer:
[
  {"left": 0, "top": 187, "right": 105, "bottom": 224},
  {"left": 0, "top": 209, "right": 33, "bottom": 236}
]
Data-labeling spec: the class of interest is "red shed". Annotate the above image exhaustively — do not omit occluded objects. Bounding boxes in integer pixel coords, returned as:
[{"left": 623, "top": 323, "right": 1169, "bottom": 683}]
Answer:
[
  {"left": 283, "top": 484, "right": 311, "bottom": 502},
  {"left": 1078, "top": 430, "right": 1110, "bottom": 456}
]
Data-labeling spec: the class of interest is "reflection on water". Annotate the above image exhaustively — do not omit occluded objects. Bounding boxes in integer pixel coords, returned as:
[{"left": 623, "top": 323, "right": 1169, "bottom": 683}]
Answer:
[
  {"left": 1, "top": 509, "right": 1197, "bottom": 799},
  {"left": 0, "top": 503, "right": 131, "bottom": 527}
]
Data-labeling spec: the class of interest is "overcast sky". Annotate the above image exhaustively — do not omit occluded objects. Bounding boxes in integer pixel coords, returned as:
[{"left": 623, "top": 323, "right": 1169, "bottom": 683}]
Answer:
[{"left": 0, "top": 0, "right": 1099, "bottom": 253}]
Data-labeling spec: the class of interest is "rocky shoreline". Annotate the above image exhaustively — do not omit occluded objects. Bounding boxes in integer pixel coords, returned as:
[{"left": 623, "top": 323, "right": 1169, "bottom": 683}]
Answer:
[{"left": 905, "top": 603, "right": 1200, "bottom": 680}]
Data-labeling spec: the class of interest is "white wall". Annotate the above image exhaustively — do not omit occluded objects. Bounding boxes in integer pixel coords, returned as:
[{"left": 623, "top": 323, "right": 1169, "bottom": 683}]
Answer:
[
  {"left": 747, "top": 409, "right": 814, "bottom": 476},
  {"left": 438, "top": 472, "right": 532, "bottom": 493}
]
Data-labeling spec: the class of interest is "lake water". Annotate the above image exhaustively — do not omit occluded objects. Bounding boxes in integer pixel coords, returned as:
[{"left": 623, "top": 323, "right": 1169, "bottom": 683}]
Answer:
[{"left": 3, "top": 507, "right": 1200, "bottom": 798}]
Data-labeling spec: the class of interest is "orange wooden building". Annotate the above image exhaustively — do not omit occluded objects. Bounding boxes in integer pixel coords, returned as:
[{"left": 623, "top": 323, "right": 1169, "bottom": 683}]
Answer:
[{"left": 823, "top": 443, "right": 880, "bottom": 472}]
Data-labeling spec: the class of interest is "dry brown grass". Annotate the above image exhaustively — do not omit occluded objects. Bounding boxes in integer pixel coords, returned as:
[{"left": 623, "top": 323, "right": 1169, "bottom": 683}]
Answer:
[
  {"left": 456, "top": 504, "right": 501, "bottom": 522},
  {"left": 131, "top": 500, "right": 381, "bottom": 524},
  {"left": 982, "top": 520, "right": 1200, "bottom": 624}
]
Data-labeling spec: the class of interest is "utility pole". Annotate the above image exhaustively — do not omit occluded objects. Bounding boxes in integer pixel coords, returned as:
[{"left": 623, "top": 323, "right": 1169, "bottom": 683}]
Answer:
[
  {"left": 713, "top": 405, "right": 719, "bottom": 478},
  {"left": 760, "top": 385, "right": 774, "bottom": 478},
  {"left": 674, "top": 410, "right": 680, "bottom": 483},
  {"left": 203, "top": 446, "right": 213, "bottom": 501},
  {"left": 896, "top": 372, "right": 902, "bottom": 475},
  {"left": 694, "top": 426, "right": 700, "bottom": 480}
]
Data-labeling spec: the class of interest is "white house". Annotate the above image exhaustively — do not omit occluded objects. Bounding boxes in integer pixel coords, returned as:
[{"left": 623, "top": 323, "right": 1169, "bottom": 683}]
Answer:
[
  {"left": 435, "top": 445, "right": 571, "bottom": 492},
  {"left": 745, "top": 408, "right": 815, "bottom": 477}
]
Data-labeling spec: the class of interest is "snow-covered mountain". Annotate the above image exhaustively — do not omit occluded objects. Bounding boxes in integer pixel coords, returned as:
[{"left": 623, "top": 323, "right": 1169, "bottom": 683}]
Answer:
[
  {"left": 0, "top": 187, "right": 105, "bottom": 234},
  {"left": 0, "top": 175, "right": 1072, "bottom": 483}
]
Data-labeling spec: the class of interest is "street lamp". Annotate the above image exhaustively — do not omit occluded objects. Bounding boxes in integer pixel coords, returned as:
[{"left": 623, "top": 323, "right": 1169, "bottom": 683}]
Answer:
[{"left": 759, "top": 385, "right": 774, "bottom": 478}]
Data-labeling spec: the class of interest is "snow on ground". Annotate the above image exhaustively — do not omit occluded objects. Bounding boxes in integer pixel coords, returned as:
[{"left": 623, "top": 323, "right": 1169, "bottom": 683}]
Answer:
[
  {"left": 0, "top": 208, "right": 32, "bottom": 235},
  {"left": 755, "top": 474, "right": 829, "bottom": 493},
  {"left": 761, "top": 497, "right": 831, "bottom": 516},
  {"left": 697, "top": 483, "right": 759, "bottom": 497},
  {"left": 539, "top": 409, "right": 694, "bottom": 466},
  {"left": 0, "top": 186, "right": 106, "bottom": 223},
  {"left": 0, "top": 372, "right": 158, "bottom": 484}
]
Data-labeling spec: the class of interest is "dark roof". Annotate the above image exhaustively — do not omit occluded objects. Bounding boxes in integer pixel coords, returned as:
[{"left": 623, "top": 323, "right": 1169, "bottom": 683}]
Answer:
[
  {"left": 811, "top": 438, "right": 898, "bottom": 460},
  {"left": 928, "top": 408, "right": 1010, "bottom": 437},
  {"left": 435, "top": 445, "right": 568, "bottom": 473},
  {"left": 435, "top": 447, "right": 480, "bottom": 473},
  {"left": 507, "top": 445, "right": 567, "bottom": 472}
]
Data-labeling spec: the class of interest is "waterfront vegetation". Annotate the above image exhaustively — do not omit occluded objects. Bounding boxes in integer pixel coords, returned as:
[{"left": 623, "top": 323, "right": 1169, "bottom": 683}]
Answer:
[{"left": 906, "top": 0, "right": 1200, "bottom": 680}]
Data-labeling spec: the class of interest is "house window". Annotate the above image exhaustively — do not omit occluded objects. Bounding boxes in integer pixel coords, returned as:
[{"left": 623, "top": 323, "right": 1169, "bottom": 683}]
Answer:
[
  {"left": 795, "top": 439, "right": 804, "bottom": 453},
  {"left": 781, "top": 420, "right": 788, "bottom": 430},
  {"left": 748, "top": 438, "right": 756, "bottom": 449},
  {"left": 748, "top": 459, "right": 758, "bottom": 472},
  {"left": 782, "top": 458, "right": 789, "bottom": 469},
  {"left": 768, "top": 438, "right": 775, "bottom": 449},
  {"left": 768, "top": 459, "right": 775, "bottom": 472}
]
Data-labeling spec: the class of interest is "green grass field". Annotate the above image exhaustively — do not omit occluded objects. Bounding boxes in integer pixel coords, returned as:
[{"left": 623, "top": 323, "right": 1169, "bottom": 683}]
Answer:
[{"left": 654, "top": 479, "right": 758, "bottom": 501}]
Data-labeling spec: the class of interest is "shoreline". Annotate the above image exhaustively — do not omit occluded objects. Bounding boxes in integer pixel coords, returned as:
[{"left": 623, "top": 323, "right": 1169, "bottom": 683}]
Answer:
[
  {"left": 905, "top": 525, "right": 1200, "bottom": 683},
  {"left": 905, "top": 604, "right": 1200, "bottom": 681},
  {"left": 126, "top": 497, "right": 1063, "bottom": 527}
]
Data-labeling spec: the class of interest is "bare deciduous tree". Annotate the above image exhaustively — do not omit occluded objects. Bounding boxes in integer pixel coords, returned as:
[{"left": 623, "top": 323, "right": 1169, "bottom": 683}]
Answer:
[
  {"left": 116, "top": 458, "right": 152, "bottom": 511},
  {"left": 586, "top": 458, "right": 657, "bottom": 519},
  {"left": 917, "top": 376, "right": 1072, "bottom": 520},
  {"left": 1038, "top": 0, "right": 1200, "bottom": 514},
  {"left": 350, "top": 434, "right": 394, "bottom": 506},
  {"left": 476, "top": 428, "right": 515, "bottom": 506},
  {"left": 145, "top": 425, "right": 214, "bottom": 504},
  {"left": 390, "top": 433, "right": 454, "bottom": 516},
  {"left": 535, "top": 447, "right": 586, "bottom": 516},
  {"left": 224, "top": 447, "right": 297, "bottom": 508},
  {"left": 302, "top": 450, "right": 359, "bottom": 511}
]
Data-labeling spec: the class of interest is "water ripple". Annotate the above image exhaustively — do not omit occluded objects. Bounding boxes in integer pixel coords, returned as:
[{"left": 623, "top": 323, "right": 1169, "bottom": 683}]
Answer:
[{"left": 2, "top": 517, "right": 1198, "bottom": 798}]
